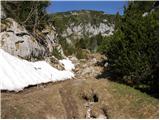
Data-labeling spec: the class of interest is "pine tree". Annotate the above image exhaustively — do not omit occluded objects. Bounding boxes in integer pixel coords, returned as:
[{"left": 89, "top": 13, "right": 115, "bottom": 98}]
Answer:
[{"left": 105, "top": 1, "right": 159, "bottom": 97}]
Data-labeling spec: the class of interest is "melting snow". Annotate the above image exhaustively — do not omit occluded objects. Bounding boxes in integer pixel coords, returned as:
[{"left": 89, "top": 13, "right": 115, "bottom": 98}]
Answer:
[
  {"left": 59, "top": 59, "right": 75, "bottom": 71},
  {"left": 0, "top": 49, "right": 75, "bottom": 91}
]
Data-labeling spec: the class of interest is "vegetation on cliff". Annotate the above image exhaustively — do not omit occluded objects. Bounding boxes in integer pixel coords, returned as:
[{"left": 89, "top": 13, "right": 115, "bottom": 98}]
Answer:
[
  {"left": 2, "top": 1, "right": 50, "bottom": 33},
  {"left": 49, "top": 10, "right": 115, "bottom": 33}
]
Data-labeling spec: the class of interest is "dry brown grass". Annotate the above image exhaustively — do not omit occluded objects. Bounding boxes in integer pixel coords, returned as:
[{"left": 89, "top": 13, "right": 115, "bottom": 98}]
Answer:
[
  {"left": 1, "top": 53, "right": 159, "bottom": 119},
  {"left": 1, "top": 77, "right": 159, "bottom": 119}
]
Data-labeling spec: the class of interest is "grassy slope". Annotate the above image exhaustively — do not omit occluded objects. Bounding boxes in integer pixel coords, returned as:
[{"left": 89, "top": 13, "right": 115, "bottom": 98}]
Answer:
[{"left": 107, "top": 81, "right": 159, "bottom": 118}]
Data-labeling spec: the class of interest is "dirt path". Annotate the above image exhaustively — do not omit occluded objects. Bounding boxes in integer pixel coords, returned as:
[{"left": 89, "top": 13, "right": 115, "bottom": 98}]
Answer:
[
  {"left": 59, "top": 85, "right": 79, "bottom": 118},
  {"left": 1, "top": 53, "right": 159, "bottom": 119}
]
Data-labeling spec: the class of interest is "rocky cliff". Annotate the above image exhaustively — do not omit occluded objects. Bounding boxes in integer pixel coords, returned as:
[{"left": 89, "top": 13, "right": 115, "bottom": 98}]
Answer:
[
  {"left": 51, "top": 10, "right": 115, "bottom": 45},
  {"left": 1, "top": 18, "right": 46, "bottom": 60},
  {"left": 0, "top": 17, "right": 65, "bottom": 60},
  {"left": 0, "top": 9, "right": 115, "bottom": 60}
]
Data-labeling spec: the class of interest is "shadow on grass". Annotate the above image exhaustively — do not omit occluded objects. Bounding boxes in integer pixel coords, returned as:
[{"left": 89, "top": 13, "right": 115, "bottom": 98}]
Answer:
[{"left": 96, "top": 65, "right": 159, "bottom": 99}]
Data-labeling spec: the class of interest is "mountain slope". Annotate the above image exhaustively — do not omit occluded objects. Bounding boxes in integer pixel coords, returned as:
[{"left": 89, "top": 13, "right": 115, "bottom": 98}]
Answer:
[
  {"left": 50, "top": 10, "right": 115, "bottom": 35},
  {"left": 1, "top": 53, "right": 158, "bottom": 119},
  {"left": 48, "top": 10, "right": 115, "bottom": 56}
]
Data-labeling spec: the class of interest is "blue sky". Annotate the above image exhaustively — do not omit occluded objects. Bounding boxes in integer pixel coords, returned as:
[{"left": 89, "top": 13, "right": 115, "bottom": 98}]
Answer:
[{"left": 47, "top": 1, "right": 128, "bottom": 15}]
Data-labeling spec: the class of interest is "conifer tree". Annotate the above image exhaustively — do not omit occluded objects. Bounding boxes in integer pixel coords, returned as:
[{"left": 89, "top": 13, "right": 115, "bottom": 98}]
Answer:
[{"left": 105, "top": 1, "right": 159, "bottom": 96}]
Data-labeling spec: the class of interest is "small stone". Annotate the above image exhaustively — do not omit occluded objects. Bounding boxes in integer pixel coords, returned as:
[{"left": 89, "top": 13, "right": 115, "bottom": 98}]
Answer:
[{"left": 104, "top": 62, "right": 108, "bottom": 67}]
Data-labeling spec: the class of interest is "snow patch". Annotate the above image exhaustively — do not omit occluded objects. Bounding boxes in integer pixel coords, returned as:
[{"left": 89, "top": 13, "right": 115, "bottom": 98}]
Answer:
[
  {"left": 59, "top": 59, "right": 75, "bottom": 71},
  {"left": 0, "top": 49, "right": 75, "bottom": 91}
]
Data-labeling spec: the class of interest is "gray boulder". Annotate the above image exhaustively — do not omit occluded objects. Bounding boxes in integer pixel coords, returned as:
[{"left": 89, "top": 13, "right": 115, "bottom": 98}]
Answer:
[{"left": 0, "top": 18, "right": 46, "bottom": 60}]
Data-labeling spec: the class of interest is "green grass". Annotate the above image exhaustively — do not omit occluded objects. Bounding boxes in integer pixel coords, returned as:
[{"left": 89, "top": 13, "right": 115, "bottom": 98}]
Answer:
[{"left": 106, "top": 81, "right": 159, "bottom": 118}]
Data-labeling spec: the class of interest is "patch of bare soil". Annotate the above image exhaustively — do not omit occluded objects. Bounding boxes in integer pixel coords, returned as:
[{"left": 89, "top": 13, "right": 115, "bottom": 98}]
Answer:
[
  {"left": 59, "top": 84, "right": 79, "bottom": 118},
  {"left": 1, "top": 53, "right": 159, "bottom": 119}
]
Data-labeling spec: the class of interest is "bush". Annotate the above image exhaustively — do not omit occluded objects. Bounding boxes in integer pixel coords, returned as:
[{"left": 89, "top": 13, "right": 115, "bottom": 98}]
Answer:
[
  {"left": 104, "top": 1, "right": 159, "bottom": 97},
  {"left": 52, "top": 48, "right": 63, "bottom": 60},
  {"left": 75, "top": 48, "right": 88, "bottom": 59},
  {"left": 97, "top": 35, "right": 113, "bottom": 53},
  {"left": 59, "top": 38, "right": 76, "bottom": 56},
  {"left": 2, "top": 1, "right": 50, "bottom": 32}
]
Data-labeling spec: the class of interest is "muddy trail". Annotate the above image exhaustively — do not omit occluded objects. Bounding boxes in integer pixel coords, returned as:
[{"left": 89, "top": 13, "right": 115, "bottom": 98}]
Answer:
[{"left": 1, "top": 53, "right": 159, "bottom": 119}]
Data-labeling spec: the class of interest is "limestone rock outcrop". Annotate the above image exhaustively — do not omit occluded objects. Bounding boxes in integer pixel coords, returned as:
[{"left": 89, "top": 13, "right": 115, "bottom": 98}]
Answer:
[
  {"left": 0, "top": 18, "right": 65, "bottom": 60},
  {"left": 0, "top": 18, "right": 47, "bottom": 60}
]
